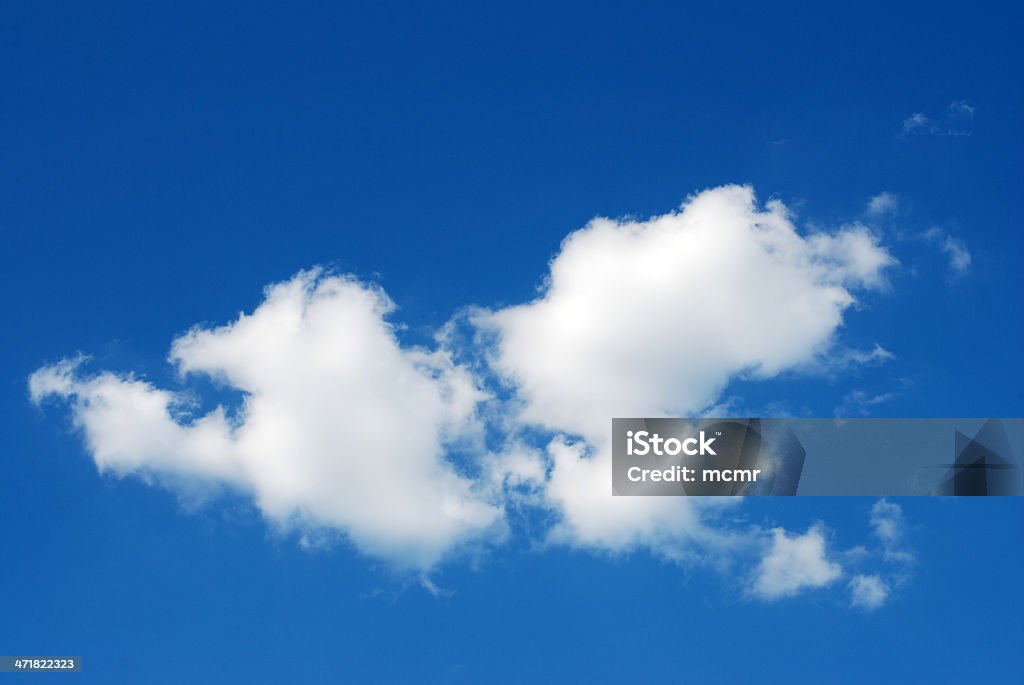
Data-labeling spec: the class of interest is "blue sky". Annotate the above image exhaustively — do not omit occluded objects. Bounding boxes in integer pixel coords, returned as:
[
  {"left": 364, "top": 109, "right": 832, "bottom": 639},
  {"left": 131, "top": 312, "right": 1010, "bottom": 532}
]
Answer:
[{"left": 2, "top": 2, "right": 1022, "bottom": 682}]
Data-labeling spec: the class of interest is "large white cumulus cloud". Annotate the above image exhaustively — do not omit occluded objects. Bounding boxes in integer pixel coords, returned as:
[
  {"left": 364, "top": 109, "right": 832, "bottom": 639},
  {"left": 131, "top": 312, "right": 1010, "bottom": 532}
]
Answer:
[
  {"left": 31, "top": 185, "right": 901, "bottom": 594},
  {"left": 477, "top": 185, "right": 894, "bottom": 556},
  {"left": 30, "top": 271, "right": 503, "bottom": 570},
  {"left": 482, "top": 184, "right": 892, "bottom": 441}
]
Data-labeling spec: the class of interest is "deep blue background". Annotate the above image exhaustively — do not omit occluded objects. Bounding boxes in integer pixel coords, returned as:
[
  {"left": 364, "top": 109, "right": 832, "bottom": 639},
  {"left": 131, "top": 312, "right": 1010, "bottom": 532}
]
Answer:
[{"left": 2, "top": 2, "right": 1022, "bottom": 682}]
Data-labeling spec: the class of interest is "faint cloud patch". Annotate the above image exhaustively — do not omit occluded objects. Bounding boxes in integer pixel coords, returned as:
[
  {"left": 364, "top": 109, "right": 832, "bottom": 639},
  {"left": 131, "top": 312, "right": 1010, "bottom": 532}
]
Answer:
[
  {"left": 849, "top": 574, "right": 889, "bottom": 611},
  {"left": 750, "top": 524, "right": 842, "bottom": 600},
  {"left": 902, "top": 112, "right": 931, "bottom": 133},
  {"left": 923, "top": 227, "right": 972, "bottom": 278},
  {"left": 420, "top": 577, "right": 456, "bottom": 599},
  {"left": 949, "top": 99, "right": 975, "bottom": 117},
  {"left": 942, "top": 237, "right": 972, "bottom": 275},
  {"left": 901, "top": 100, "right": 975, "bottom": 137},
  {"left": 866, "top": 192, "right": 899, "bottom": 217},
  {"left": 835, "top": 390, "right": 897, "bottom": 418},
  {"left": 801, "top": 344, "right": 894, "bottom": 381},
  {"left": 870, "top": 499, "right": 915, "bottom": 565}
]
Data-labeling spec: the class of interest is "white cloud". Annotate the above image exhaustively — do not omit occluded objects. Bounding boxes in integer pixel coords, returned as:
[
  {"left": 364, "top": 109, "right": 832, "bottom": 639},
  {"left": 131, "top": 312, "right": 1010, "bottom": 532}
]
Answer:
[
  {"left": 870, "top": 499, "right": 915, "bottom": 564},
  {"left": 942, "top": 236, "right": 971, "bottom": 275},
  {"left": 420, "top": 577, "right": 455, "bottom": 598},
  {"left": 922, "top": 227, "right": 971, "bottom": 277},
  {"left": 870, "top": 499, "right": 904, "bottom": 545},
  {"left": 30, "top": 271, "right": 504, "bottom": 571},
  {"left": 483, "top": 442, "right": 547, "bottom": 491},
  {"left": 902, "top": 112, "right": 930, "bottom": 133},
  {"left": 539, "top": 436, "right": 746, "bottom": 562},
  {"left": 832, "top": 344, "right": 895, "bottom": 368},
  {"left": 849, "top": 574, "right": 889, "bottom": 610},
  {"left": 751, "top": 525, "right": 843, "bottom": 600},
  {"left": 31, "top": 186, "right": 909, "bottom": 604},
  {"left": 476, "top": 185, "right": 894, "bottom": 558},
  {"left": 948, "top": 100, "right": 975, "bottom": 118},
  {"left": 902, "top": 101, "right": 975, "bottom": 137},
  {"left": 835, "top": 389, "right": 897, "bottom": 417},
  {"left": 867, "top": 192, "right": 898, "bottom": 216},
  {"left": 480, "top": 185, "right": 893, "bottom": 444},
  {"left": 806, "top": 223, "right": 897, "bottom": 290}
]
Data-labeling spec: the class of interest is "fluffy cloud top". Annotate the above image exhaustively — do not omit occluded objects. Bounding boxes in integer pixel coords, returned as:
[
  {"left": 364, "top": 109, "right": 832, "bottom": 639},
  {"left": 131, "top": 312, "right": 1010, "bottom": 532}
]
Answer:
[
  {"left": 30, "top": 271, "right": 503, "bottom": 571},
  {"left": 477, "top": 185, "right": 894, "bottom": 557},
  {"left": 481, "top": 185, "right": 893, "bottom": 443},
  {"left": 752, "top": 525, "right": 843, "bottom": 600}
]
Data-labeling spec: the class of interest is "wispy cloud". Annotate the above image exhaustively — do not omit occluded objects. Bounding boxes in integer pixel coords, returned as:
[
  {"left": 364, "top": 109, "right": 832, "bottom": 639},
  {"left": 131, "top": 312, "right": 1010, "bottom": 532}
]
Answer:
[
  {"left": 420, "top": 577, "right": 456, "bottom": 598},
  {"left": 866, "top": 191, "right": 899, "bottom": 217},
  {"left": 941, "top": 237, "right": 972, "bottom": 275},
  {"left": 901, "top": 100, "right": 976, "bottom": 137},
  {"left": 835, "top": 389, "right": 897, "bottom": 418},
  {"left": 949, "top": 99, "right": 975, "bottom": 117},
  {"left": 871, "top": 499, "right": 915, "bottom": 565},
  {"left": 902, "top": 112, "right": 931, "bottom": 134},
  {"left": 923, "top": 226, "right": 972, "bottom": 277}
]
